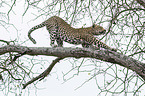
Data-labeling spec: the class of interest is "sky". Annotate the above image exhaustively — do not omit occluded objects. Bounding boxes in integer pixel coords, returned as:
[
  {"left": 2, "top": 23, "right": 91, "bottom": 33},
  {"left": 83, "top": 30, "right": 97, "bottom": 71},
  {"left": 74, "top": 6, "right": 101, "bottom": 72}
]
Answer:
[
  {"left": 0, "top": 0, "right": 145, "bottom": 96},
  {"left": 0, "top": 1, "right": 102, "bottom": 96}
]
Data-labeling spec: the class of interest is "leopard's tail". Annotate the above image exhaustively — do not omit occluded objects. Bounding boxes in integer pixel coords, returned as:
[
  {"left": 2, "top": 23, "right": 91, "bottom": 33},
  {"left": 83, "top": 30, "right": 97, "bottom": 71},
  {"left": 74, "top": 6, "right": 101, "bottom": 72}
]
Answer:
[{"left": 28, "top": 22, "right": 46, "bottom": 44}]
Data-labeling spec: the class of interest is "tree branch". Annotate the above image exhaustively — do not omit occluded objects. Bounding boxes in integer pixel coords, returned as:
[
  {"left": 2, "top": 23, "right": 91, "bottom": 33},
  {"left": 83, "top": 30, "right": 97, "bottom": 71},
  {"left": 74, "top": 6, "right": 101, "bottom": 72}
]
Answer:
[
  {"left": 22, "top": 57, "right": 64, "bottom": 89},
  {"left": 0, "top": 45, "right": 145, "bottom": 81}
]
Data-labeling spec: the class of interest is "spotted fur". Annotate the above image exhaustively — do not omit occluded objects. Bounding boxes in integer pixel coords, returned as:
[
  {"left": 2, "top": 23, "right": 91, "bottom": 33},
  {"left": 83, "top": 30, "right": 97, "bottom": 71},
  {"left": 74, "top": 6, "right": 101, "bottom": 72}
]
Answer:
[{"left": 28, "top": 16, "right": 116, "bottom": 51}]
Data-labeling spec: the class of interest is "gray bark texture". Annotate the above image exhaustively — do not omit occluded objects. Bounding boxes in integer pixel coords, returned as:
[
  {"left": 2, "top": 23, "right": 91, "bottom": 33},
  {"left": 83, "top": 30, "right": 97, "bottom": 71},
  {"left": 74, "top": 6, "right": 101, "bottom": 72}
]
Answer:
[{"left": 0, "top": 45, "right": 145, "bottom": 81}]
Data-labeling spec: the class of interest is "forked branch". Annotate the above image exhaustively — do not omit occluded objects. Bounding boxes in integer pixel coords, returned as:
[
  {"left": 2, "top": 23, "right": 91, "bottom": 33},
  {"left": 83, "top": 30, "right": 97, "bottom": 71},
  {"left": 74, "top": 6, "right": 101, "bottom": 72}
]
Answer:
[{"left": 0, "top": 45, "right": 145, "bottom": 86}]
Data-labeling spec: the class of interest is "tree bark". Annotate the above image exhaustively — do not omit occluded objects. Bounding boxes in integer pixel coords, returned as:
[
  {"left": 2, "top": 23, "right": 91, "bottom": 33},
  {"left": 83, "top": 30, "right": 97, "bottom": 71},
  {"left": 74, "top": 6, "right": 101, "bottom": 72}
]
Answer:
[{"left": 1, "top": 45, "right": 145, "bottom": 81}]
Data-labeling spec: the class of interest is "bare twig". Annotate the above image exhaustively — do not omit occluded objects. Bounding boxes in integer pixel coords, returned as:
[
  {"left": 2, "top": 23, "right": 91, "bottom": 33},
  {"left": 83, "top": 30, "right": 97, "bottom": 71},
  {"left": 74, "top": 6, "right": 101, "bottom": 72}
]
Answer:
[
  {"left": 0, "top": 39, "right": 10, "bottom": 45},
  {"left": 7, "top": 0, "right": 16, "bottom": 20},
  {"left": 0, "top": 67, "right": 21, "bottom": 80},
  {"left": 22, "top": 57, "right": 64, "bottom": 89}
]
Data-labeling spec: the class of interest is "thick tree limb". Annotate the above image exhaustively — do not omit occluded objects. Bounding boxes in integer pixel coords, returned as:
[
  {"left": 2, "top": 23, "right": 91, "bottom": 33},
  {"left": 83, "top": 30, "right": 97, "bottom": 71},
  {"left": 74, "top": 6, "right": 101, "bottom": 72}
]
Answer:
[{"left": 0, "top": 45, "right": 145, "bottom": 81}]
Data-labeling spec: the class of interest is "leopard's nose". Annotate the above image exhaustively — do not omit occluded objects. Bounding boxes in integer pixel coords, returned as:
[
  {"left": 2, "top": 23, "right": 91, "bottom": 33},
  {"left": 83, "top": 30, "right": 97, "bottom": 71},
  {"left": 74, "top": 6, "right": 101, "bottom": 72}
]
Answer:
[
  {"left": 99, "top": 30, "right": 106, "bottom": 34},
  {"left": 103, "top": 30, "right": 106, "bottom": 33}
]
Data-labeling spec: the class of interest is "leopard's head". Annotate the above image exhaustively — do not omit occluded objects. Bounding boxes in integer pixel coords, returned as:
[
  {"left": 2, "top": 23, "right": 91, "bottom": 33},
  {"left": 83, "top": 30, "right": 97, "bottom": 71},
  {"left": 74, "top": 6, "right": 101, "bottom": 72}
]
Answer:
[{"left": 91, "top": 24, "right": 106, "bottom": 35}]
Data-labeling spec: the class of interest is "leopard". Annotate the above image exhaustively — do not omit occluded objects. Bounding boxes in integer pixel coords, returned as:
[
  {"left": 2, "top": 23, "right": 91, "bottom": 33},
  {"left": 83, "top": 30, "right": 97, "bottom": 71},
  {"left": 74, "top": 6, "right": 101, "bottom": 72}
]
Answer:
[{"left": 28, "top": 16, "right": 116, "bottom": 51}]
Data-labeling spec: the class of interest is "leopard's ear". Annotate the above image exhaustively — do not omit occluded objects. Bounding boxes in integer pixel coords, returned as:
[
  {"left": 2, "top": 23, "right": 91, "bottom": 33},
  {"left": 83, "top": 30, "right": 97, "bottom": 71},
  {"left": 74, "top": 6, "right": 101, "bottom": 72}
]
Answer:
[{"left": 92, "top": 24, "right": 96, "bottom": 28}]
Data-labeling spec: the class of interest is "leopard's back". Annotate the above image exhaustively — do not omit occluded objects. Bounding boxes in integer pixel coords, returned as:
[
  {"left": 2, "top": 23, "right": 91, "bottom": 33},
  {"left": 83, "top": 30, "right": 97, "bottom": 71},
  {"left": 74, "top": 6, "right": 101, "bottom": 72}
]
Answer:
[{"left": 28, "top": 16, "right": 116, "bottom": 51}]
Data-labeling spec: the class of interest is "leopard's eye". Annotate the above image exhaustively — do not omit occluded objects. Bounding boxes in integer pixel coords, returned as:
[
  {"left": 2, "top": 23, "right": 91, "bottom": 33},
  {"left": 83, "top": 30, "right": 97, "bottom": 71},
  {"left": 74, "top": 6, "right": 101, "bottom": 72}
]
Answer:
[{"left": 92, "top": 24, "right": 95, "bottom": 28}]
